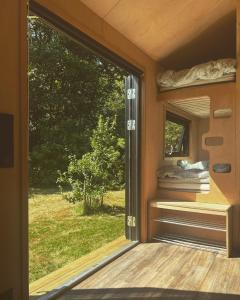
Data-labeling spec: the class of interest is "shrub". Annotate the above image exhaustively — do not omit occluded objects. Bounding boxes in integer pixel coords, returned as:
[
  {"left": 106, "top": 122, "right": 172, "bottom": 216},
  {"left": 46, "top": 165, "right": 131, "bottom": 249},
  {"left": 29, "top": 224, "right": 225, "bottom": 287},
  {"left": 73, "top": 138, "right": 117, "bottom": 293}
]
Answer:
[{"left": 57, "top": 116, "right": 125, "bottom": 214}]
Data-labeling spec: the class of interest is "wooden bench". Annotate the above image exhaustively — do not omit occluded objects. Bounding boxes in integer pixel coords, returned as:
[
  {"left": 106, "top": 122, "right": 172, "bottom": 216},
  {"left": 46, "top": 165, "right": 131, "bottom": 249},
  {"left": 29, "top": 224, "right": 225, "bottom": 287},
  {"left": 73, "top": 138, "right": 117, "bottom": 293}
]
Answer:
[{"left": 149, "top": 200, "right": 232, "bottom": 257}]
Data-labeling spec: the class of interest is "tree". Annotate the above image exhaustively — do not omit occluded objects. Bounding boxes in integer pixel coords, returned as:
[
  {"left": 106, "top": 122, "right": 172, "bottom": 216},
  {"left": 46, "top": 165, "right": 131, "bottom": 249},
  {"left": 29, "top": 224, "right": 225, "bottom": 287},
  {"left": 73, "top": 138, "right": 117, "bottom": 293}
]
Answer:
[
  {"left": 57, "top": 115, "right": 125, "bottom": 214},
  {"left": 28, "top": 17, "right": 127, "bottom": 187},
  {"left": 165, "top": 120, "right": 184, "bottom": 155}
]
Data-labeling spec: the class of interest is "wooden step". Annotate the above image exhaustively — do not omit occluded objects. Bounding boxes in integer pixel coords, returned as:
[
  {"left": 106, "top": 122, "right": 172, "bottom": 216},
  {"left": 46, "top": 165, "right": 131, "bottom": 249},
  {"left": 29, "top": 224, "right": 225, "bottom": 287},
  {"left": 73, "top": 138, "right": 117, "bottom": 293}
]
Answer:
[
  {"left": 153, "top": 216, "right": 226, "bottom": 232},
  {"left": 150, "top": 200, "right": 230, "bottom": 216},
  {"left": 152, "top": 233, "right": 226, "bottom": 254}
]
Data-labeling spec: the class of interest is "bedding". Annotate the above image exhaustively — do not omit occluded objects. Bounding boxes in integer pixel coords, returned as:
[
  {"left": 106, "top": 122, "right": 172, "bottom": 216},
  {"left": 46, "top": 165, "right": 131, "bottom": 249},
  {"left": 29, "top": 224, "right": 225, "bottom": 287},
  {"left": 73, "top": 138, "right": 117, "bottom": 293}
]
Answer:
[
  {"left": 157, "top": 160, "right": 210, "bottom": 192},
  {"left": 177, "top": 160, "right": 209, "bottom": 170},
  {"left": 157, "top": 58, "right": 236, "bottom": 91},
  {"left": 157, "top": 167, "right": 209, "bottom": 180}
]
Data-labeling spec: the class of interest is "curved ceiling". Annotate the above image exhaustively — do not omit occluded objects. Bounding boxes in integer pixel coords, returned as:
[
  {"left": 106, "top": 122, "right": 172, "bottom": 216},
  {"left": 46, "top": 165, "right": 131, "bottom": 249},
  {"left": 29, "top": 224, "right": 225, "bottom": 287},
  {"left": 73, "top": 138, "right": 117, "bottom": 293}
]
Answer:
[{"left": 81, "top": 0, "right": 236, "bottom": 68}]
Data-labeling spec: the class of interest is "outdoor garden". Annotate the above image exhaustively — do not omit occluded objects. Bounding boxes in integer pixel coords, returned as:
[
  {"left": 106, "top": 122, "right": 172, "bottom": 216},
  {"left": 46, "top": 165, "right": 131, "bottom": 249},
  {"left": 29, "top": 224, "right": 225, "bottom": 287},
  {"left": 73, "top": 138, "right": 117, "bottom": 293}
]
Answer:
[{"left": 29, "top": 16, "right": 127, "bottom": 282}]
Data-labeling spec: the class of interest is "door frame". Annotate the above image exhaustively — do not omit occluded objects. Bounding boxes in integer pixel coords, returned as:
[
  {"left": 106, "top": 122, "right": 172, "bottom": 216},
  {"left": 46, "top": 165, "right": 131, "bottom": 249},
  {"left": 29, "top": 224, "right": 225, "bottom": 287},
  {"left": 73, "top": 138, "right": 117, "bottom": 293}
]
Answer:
[
  {"left": 28, "top": 1, "right": 143, "bottom": 295},
  {"left": 30, "top": 0, "right": 142, "bottom": 243},
  {"left": 125, "top": 75, "right": 141, "bottom": 241}
]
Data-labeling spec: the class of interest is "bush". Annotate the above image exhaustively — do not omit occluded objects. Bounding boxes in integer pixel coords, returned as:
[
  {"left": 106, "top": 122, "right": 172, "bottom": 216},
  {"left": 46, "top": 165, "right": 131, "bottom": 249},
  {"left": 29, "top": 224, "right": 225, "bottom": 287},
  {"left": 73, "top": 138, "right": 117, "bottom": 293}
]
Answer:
[{"left": 57, "top": 116, "right": 125, "bottom": 214}]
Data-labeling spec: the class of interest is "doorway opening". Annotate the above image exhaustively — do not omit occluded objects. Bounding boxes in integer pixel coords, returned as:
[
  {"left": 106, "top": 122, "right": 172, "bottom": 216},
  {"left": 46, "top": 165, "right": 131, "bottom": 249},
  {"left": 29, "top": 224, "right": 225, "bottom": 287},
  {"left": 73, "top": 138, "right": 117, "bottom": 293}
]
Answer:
[{"left": 28, "top": 9, "right": 141, "bottom": 299}]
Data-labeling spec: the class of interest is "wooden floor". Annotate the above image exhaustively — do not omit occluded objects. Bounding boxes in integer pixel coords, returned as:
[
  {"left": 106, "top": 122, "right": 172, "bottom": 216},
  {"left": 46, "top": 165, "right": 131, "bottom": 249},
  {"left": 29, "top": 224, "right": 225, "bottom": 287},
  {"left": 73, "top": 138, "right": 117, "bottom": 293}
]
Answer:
[
  {"left": 29, "top": 236, "right": 130, "bottom": 299},
  {"left": 58, "top": 242, "right": 240, "bottom": 300}
]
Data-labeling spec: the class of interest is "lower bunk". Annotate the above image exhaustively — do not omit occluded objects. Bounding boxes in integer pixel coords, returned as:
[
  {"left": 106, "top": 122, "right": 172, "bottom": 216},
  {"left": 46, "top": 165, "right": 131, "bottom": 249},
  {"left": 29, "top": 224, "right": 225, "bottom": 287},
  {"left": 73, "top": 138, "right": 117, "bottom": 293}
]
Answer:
[
  {"left": 157, "top": 160, "right": 210, "bottom": 193},
  {"left": 148, "top": 199, "right": 232, "bottom": 257}
]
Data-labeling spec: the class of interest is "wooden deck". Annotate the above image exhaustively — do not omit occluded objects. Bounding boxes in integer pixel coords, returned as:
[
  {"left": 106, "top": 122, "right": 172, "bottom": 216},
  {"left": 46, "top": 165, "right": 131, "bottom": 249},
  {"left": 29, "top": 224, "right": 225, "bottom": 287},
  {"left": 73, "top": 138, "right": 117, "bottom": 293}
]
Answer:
[
  {"left": 29, "top": 236, "right": 130, "bottom": 299},
  {"left": 58, "top": 242, "right": 240, "bottom": 300}
]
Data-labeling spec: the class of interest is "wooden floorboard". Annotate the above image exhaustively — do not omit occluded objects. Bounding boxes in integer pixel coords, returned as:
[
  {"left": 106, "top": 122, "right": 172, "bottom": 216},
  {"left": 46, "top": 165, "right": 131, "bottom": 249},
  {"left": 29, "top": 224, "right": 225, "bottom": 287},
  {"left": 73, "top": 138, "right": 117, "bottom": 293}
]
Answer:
[
  {"left": 57, "top": 243, "right": 240, "bottom": 300},
  {"left": 29, "top": 236, "right": 130, "bottom": 299}
]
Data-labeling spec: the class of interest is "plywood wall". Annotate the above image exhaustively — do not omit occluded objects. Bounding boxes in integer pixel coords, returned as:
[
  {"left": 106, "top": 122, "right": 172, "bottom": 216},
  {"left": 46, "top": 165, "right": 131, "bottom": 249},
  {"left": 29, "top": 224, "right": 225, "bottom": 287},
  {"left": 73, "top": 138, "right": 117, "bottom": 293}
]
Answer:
[{"left": 0, "top": 1, "right": 28, "bottom": 299}]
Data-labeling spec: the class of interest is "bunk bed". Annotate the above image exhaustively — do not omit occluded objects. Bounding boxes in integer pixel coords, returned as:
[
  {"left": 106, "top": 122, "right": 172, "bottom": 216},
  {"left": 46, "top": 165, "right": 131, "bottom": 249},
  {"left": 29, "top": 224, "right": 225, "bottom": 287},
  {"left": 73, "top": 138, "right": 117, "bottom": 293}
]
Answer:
[
  {"left": 148, "top": 62, "right": 236, "bottom": 257},
  {"left": 157, "top": 58, "right": 236, "bottom": 91}
]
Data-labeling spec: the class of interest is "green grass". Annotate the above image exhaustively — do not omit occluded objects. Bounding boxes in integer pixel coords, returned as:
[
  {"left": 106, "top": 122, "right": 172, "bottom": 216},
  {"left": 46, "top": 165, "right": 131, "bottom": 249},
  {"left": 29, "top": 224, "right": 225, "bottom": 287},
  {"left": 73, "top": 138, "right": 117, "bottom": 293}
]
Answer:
[{"left": 29, "top": 189, "right": 125, "bottom": 283}]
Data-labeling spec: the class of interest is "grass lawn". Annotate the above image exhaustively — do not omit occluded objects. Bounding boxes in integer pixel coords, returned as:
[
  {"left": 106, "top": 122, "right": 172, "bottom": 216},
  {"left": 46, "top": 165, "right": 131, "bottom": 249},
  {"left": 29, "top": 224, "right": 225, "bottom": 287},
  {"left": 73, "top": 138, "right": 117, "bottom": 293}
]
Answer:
[{"left": 29, "top": 189, "right": 125, "bottom": 283}]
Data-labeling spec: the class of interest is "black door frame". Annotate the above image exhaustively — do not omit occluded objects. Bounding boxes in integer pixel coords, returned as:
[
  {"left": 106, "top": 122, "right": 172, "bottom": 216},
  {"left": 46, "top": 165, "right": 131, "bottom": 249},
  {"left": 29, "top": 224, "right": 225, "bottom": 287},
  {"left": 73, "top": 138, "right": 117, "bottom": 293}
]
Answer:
[
  {"left": 125, "top": 75, "right": 141, "bottom": 241},
  {"left": 30, "top": 1, "right": 143, "bottom": 242}
]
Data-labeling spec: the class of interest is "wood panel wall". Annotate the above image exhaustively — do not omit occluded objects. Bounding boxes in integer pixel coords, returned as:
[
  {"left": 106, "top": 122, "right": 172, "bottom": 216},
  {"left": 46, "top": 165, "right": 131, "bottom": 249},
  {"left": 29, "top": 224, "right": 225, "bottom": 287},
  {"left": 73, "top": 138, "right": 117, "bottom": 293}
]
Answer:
[{"left": 0, "top": 1, "right": 28, "bottom": 299}]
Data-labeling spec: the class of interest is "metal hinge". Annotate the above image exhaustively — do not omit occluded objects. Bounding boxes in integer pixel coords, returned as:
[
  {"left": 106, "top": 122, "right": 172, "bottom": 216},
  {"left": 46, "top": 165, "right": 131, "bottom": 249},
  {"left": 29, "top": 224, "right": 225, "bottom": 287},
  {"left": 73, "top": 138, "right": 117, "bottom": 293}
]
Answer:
[
  {"left": 127, "top": 88, "right": 136, "bottom": 100},
  {"left": 127, "top": 216, "right": 136, "bottom": 227},
  {"left": 127, "top": 120, "right": 136, "bottom": 131}
]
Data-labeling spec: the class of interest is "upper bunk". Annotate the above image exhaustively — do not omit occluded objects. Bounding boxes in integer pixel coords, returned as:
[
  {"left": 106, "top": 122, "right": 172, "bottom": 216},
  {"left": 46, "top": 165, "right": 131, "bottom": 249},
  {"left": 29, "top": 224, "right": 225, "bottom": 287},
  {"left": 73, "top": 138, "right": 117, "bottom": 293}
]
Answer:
[{"left": 157, "top": 58, "right": 236, "bottom": 93}]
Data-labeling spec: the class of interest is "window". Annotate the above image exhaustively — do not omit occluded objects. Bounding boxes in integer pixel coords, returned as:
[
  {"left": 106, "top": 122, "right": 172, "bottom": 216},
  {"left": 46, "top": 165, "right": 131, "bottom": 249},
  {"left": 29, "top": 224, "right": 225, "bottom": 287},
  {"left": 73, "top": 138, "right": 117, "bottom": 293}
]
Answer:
[{"left": 165, "top": 111, "right": 190, "bottom": 157}]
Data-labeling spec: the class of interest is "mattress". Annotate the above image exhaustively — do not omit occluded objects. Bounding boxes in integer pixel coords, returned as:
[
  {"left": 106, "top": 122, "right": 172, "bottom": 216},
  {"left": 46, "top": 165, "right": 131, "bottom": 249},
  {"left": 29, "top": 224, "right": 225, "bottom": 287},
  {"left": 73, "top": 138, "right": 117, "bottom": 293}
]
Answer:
[
  {"left": 157, "top": 58, "right": 236, "bottom": 92},
  {"left": 158, "top": 181, "right": 210, "bottom": 192}
]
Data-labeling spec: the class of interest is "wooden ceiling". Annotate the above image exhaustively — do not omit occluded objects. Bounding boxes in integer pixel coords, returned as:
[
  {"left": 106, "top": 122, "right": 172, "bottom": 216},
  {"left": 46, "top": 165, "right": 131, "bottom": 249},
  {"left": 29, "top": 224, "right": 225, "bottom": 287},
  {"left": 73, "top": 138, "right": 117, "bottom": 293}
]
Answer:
[{"left": 81, "top": 0, "right": 236, "bottom": 68}]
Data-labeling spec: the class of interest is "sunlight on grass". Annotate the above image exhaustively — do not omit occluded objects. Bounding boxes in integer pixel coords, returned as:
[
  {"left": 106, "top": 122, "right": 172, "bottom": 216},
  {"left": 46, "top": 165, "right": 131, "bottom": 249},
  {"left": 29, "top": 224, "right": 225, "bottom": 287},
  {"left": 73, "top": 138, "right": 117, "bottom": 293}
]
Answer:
[{"left": 29, "top": 189, "right": 125, "bottom": 283}]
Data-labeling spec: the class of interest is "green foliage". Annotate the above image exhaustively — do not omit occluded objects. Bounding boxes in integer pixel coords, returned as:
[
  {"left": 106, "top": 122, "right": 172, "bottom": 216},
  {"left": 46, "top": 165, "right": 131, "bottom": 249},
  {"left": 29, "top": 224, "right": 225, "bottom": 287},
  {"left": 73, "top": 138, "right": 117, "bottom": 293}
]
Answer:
[
  {"left": 57, "top": 116, "right": 125, "bottom": 214},
  {"left": 165, "top": 120, "right": 184, "bottom": 155},
  {"left": 29, "top": 17, "right": 127, "bottom": 187},
  {"left": 90, "top": 115, "right": 125, "bottom": 189}
]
